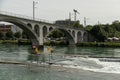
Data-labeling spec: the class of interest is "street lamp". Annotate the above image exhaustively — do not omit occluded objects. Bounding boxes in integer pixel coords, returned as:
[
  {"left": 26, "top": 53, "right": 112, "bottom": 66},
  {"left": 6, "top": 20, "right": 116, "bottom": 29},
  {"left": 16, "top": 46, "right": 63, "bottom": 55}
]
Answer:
[{"left": 33, "top": 1, "right": 38, "bottom": 20}]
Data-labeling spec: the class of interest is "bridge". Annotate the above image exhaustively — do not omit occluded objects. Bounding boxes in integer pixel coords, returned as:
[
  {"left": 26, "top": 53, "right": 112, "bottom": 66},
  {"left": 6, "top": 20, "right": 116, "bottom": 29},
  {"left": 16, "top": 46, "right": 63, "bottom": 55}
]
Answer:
[{"left": 0, "top": 11, "right": 94, "bottom": 48}]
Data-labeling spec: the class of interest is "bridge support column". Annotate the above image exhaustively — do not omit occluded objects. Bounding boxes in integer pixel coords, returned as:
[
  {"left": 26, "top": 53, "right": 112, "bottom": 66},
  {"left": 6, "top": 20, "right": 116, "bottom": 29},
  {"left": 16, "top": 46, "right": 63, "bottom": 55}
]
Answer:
[
  {"left": 38, "top": 27, "right": 44, "bottom": 51},
  {"left": 81, "top": 31, "right": 84, "bottom": 42},
  {"left": 74, "top": 31, "right": 78, "bottom": 44}
]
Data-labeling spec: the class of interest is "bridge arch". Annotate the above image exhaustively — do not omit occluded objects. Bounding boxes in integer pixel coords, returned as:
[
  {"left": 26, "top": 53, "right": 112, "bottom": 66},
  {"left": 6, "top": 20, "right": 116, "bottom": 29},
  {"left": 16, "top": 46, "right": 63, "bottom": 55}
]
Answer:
[
  {"left": 27, "top": 23, "right": 32, "bottom": 29},
  {"left": 83, "top": 32, "right": 88, "bottom": 42},
  {"left": 0, "top": 18, "right": 39, "bottom": 45},
  {"left": 77, "top": 31, "right": 82, "bottom": 43},
  {"left": 68, "top": 30, "right": 71, "bottom": 33},
  {"left": 72, "top": 31, "right": 75, "bottom": 38},
  {"left": 45, "top": 28, "right": 75, "bottom": 45},
  {"left": 49, "top": 27, "right": 53, "bottom": 32},
  {"left": 34, "top": 24, "right": 40, "bottom": 36},
  {"left": 43, "top": 26, "right": 47, "bottom": 37}
]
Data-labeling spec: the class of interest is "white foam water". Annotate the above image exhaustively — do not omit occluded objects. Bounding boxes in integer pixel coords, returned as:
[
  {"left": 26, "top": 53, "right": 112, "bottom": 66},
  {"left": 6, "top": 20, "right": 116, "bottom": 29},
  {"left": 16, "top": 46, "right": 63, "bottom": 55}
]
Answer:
[{"left": 56, "top": 56, "right": 120, "bottom": 74}]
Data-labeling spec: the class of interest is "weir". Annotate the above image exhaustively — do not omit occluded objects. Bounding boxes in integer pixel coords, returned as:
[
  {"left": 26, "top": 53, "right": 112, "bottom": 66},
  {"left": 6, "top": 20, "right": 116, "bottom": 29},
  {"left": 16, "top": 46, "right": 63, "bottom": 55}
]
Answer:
[{"left": 98, "top": 58, "right": 120, "bottom": 62}]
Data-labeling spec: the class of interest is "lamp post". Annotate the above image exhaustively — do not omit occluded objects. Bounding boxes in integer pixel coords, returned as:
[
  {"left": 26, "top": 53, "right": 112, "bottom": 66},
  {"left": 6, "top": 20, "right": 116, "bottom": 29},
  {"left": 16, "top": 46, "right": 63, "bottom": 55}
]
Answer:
[{"left": 33, "top": 1, "right": 38, "bottom": 20}]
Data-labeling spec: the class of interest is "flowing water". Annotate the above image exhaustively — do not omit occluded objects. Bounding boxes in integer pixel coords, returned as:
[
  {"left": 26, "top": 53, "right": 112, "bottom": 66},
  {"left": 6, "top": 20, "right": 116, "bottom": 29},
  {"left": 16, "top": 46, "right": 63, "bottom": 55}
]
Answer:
[{"left": 0, "top": 44, "right": 120, "bottom": 80}]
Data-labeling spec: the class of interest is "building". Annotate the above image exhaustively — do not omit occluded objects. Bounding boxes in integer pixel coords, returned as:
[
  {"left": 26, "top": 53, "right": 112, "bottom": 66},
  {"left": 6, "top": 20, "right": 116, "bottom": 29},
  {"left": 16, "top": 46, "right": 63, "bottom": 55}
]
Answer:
[
  {"left": 0, "top": 24, "right": 22, "bottom": 33},
  {"left": 55, "top": 19, "right": 76, "bottom": 26},
  {"left": 0, "top": 24, "right": 12, "bottom": 33}
]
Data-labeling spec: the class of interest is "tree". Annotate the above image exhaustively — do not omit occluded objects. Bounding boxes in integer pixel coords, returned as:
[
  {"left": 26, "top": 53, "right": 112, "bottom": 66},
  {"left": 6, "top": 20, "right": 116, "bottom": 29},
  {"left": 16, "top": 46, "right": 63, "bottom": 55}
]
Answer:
[
  {"left": 90, "top": 25, "right": 107, "bottom": 42},
  {"left": 5, "top": 31, "right": 14, "bottom": 39},
  {"left": 49, "top": 30, "right": 64, "bottom": 38},
  {"left": 72, "top": 21, "right": 83, "bottom": 28},
  {"left": 22, "top": 31, "right": 29, "bottom": 39},
  {"left": 0, "top": 31, "right": 4, "bottom": 39},
  {"left": 104, "top": 24, "right": 115, "bottom": 37},
  {"left": 112, "top": 20, "right": 120, "bottom": 31},
  {"left": 85, "top": 25, "right": 93, "bottom": 31},
  {"left": 14, "top": 31, "right": 22, "bottom": 39}
]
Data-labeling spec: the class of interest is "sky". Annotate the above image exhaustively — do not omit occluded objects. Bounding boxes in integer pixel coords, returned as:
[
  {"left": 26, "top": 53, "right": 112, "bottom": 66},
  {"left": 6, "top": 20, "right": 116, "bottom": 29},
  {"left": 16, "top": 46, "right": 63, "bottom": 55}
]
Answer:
[{"left": 0, "top": 0, "right": 120, "bottom": 25}]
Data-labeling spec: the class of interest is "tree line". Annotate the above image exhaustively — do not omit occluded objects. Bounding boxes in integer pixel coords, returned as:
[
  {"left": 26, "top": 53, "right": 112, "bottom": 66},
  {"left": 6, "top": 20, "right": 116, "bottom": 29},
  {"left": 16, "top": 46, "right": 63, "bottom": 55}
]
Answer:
[
  {"left": 1, "top": 20, "right": 119, "bottom": 42},
  {"left": 85, "top": 20, "right": 120, "bottom": 42},
  {"left": 0, "top": 31, "right": 28, "bottom": 40}
]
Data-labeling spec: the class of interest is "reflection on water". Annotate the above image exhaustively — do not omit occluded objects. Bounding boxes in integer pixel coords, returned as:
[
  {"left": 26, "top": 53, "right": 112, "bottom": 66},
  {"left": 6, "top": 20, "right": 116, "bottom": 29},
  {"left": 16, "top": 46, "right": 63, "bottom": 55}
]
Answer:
[
  {"left": 0, "top": 44, "right": 120, "bottom": 62},
  {"left": 58, "top": 46, "right": 116, "bottom": 57}
]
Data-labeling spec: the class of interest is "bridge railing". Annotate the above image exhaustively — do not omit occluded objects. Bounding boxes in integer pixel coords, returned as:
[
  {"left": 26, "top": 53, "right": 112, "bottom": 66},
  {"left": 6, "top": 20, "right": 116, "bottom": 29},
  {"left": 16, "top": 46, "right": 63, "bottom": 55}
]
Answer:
[
  {"left": 0, "top": 11, "right": 55, "bottom": 24},
  {"left": 0, "top": 11, "right": 85, "bottom": 31}
]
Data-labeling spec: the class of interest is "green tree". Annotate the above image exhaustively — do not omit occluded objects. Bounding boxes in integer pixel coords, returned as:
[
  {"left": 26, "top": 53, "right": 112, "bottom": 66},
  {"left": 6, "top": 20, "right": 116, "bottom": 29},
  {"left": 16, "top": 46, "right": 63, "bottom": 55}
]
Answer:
[
  {"left": 112, "top": 20, "right": 120, "bottom": 31},
  {"left": 22, "top": 31, "right": 29, "bottom": 39},
  {"left": 14, "top": 31, "right": 22, "bottom": 39},
  {"left": 5, "top": 31, "right": 14, "bottom": 39},
  {"left": 49, "top": 30, "right": 64, "bottom": 38},
  {"left": 0, "top": 31, "right": 4, "bottom": 39},
  {"left": 104, "top": 24, "right": 115, "bottom": 37},
  {"left": 90, "top": 25, "right": 107, "bottom": 42},
  {"left": 85, "top": 25, "right": 93, "bottom": 31},
  {"left": 72, "top": 21, "right": 83, "bottom": 28}
]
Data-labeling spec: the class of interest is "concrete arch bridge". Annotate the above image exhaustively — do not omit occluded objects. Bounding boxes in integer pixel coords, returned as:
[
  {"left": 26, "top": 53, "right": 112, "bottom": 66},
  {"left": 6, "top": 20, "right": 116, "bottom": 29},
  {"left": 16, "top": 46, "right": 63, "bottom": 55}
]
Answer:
[{"left": 0, "top": 11, "right": 92, "bottom": 48}]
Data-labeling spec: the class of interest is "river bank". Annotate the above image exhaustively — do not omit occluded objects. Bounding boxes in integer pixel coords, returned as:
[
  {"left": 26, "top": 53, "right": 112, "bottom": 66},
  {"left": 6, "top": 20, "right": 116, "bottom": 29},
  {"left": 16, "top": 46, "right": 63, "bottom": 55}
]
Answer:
[
  {"left": 1, "top": 40, "right": 120, "bottom": 48},
  {"left": 76, "top": 42, "right": 120, "bottom": 47},
  {"left": 0, "top": 40, "right": 31, "bottom": 45}
]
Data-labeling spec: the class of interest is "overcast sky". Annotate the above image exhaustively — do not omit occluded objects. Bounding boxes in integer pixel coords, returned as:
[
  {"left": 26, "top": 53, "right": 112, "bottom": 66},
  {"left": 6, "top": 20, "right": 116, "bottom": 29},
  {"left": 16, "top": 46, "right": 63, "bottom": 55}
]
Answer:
[{"left": 0, "top": 0, "right": 120, "bottom": 25}]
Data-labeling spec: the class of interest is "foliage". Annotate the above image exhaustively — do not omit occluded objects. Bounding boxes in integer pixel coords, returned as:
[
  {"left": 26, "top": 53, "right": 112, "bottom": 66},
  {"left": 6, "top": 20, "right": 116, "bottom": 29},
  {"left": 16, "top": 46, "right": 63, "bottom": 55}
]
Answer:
[
  {"left": 22, "top": 31, "right": 29, "bottom": 39},
  {"left": 14, "top": 31, "right": 22, "bottom": 39},
  {"left": 90, "top": 25, "right": 107, "bottom": 41},
  {"left": 5, "top": 31, "right": 14, "bottom": 39},
  {"left": 72, "top": 21, "right": 83, "bottom": 28},
  {"left": 0, "top": 31, "right": 4, "bottom": 39},
  {"left": 85, "top": 20, "right": 120, "bottom": 41},
  {"left": 85, "top": 25, "right": 93, "bottom": 31},
  {"left": 49, "top": 30, "right": 65, "bottom": 38}
]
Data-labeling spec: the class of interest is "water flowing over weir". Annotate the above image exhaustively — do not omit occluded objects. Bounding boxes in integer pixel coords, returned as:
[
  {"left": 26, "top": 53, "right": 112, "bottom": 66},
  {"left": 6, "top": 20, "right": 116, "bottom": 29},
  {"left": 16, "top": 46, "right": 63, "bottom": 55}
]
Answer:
[{"left": 55, "top": 56, "right": 120, "bottom": 74}]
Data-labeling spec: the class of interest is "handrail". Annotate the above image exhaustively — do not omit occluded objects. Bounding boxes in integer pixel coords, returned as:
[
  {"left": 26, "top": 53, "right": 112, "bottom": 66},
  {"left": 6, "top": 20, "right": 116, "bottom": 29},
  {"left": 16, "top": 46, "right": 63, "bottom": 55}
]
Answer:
[{"left": 0, "top": 11, "right": 55, "bottom": 24}]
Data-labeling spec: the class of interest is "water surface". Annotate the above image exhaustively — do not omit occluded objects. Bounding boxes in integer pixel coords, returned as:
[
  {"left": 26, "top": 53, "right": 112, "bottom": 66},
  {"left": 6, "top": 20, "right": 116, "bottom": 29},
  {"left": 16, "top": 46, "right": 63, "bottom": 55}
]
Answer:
[{"left": 0, "top": 44, "right": 120, "bottom": 80}]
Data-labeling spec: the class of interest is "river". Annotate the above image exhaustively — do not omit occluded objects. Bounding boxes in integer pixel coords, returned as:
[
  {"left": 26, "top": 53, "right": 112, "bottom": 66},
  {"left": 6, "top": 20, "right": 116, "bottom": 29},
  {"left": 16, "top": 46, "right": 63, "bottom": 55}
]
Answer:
[{"left": 0, "top": 44, "right": 120, "bottom": 80}]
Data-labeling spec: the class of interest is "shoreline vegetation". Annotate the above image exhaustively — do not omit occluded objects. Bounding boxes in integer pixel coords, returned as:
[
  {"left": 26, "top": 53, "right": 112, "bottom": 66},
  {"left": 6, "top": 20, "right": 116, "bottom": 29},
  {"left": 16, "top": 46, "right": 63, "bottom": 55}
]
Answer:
[
  {"left": 1, "top": 40, "right": 120, "bottom": 47},
  {"left": 0, "top": 40, "right": 31, "bottom": 45}
]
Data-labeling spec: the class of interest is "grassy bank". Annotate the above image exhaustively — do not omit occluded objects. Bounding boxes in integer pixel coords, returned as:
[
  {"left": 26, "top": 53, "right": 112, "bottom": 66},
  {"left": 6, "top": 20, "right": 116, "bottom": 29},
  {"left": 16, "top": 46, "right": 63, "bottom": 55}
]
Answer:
[{"left": 76, "top": 42, "right": 120, "bottom": 47}]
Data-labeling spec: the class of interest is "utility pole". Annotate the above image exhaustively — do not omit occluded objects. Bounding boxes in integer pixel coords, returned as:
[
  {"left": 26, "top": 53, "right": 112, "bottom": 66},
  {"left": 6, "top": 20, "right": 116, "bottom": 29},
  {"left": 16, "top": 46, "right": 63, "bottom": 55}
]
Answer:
[
  {"left": 33, "top": 1, "right": 38, "bottom": 20},
  {"left": 98, "top": 21, "right": 100, "bottom": 25},
  {"left": 73, "top": 9, "right": 80, "bottom": 21},
  {"left": 84, "top": 17, "right": 86, "bottom": 27},
  {"left": 73, "top": 9, "right": 77, "bottom": 21},
  {"left": 69, "top": 12, "right": 71, "bottom": 25},
  {"left": 69, "top": 12, "right": 71, "bottom": 21}
]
